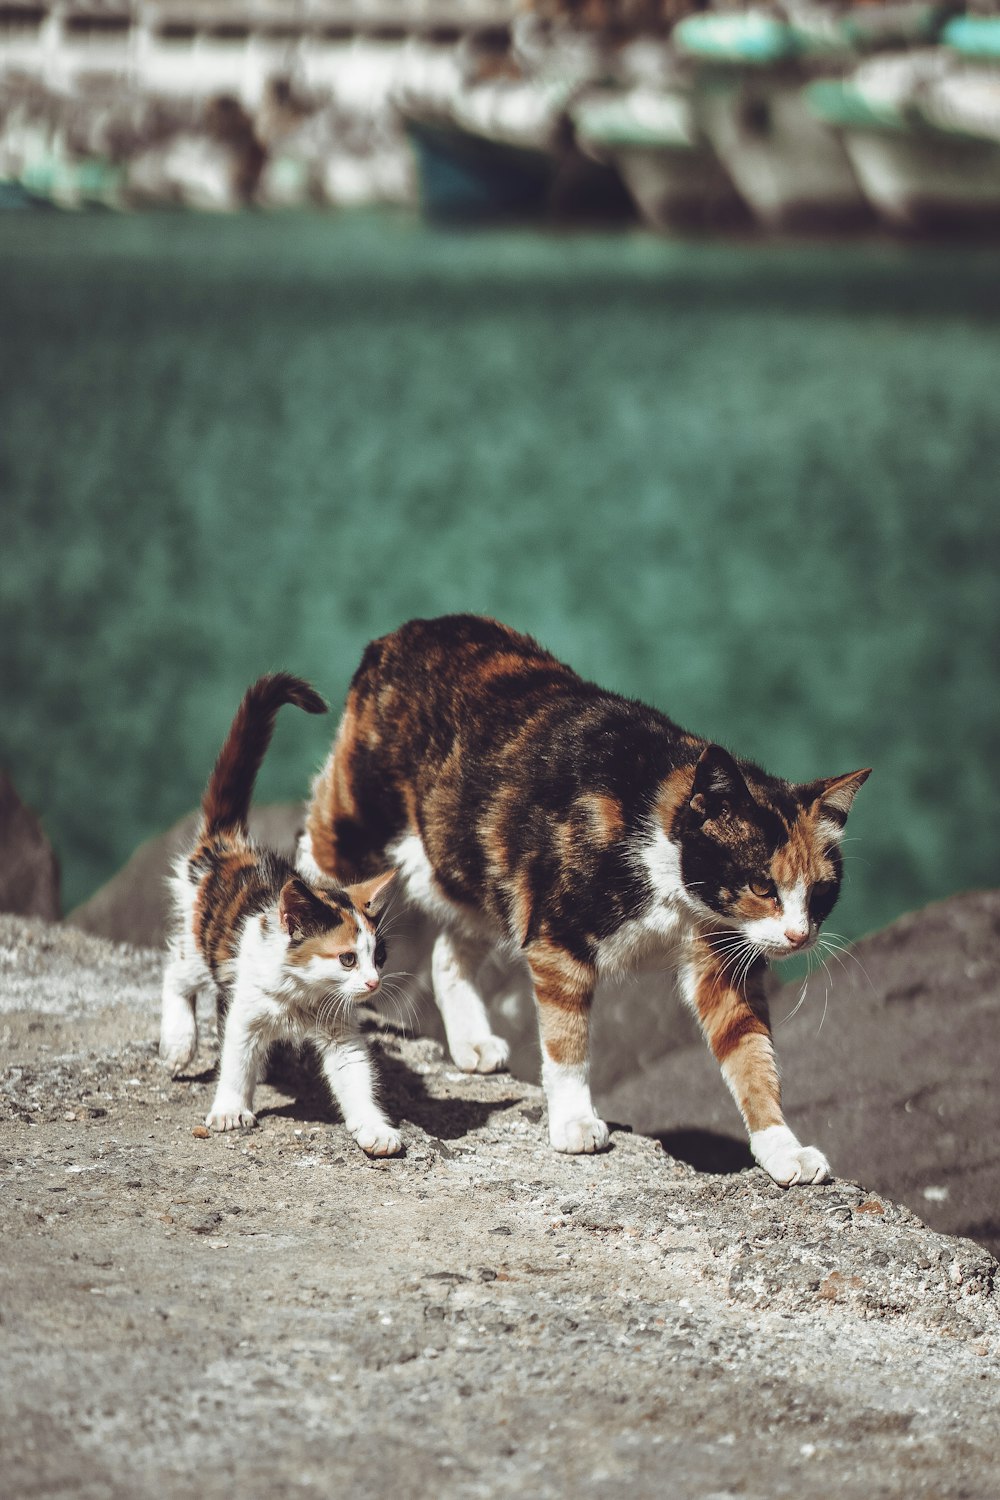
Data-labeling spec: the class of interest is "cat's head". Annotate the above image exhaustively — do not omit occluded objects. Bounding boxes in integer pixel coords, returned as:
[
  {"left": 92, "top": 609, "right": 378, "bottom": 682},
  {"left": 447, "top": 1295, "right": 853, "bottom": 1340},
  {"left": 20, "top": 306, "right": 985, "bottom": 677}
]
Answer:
[
  {"left": 277, "top": 870, "right": 396, "bottom": 998},
  {"left": 674, "top": 745, "right": 870, "bottom": 960}
]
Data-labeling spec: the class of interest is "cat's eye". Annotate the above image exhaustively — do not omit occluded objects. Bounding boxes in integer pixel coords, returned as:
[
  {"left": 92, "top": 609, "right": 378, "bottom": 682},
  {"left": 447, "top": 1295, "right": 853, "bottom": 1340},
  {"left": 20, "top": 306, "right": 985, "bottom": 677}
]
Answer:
[
  {"left": 374, "top": 941, "right": 386, "bottom": 969},
  {"left": 810, "top": 880, "right": 836, "bottom": 915},
  {"left": 339, "top": 953, "right": 357, "bottom": 969},
  {"left": 748, "top": 878, "right": 777, "bottom": 900}
]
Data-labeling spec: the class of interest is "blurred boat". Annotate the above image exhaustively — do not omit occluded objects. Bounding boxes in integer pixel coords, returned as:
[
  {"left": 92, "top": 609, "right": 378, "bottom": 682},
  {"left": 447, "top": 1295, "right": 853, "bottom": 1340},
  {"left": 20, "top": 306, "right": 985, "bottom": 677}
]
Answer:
[
  {"left": 807, "top": 42, "right": 1000, "bottom": 231},
  {"left": 400, "top": 71, "right": 633, "bottom": 223},
  {"left": 402, "top": 104, "right": 556, "bottom": 221},
  {"left": 571, "top": 84, "right": 748, "bottom": 230},
  {"left": 673, "top": 8, "right": 872, "bottom": 231}
]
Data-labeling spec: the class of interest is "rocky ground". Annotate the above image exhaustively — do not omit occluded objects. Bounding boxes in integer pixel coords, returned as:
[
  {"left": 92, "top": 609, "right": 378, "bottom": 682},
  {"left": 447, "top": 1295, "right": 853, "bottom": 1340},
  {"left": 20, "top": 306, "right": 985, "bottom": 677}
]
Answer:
[
  {"left": 2, "top": 914, "right": 998, "bottom": 1498},
  {"left": 67, "top": 807, "right": 1000, "bottom": 1261}
]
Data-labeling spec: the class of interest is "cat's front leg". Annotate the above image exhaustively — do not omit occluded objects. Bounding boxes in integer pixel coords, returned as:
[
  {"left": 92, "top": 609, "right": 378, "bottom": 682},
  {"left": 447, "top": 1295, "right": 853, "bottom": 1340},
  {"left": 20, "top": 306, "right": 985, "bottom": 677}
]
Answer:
[
  {"left": 205, "top": 988, "right": 266, "bottom": 1132},
  {"left": 527, "top": 941, "right": 609, "bottom": 1154},
  {"left": 681, "top": 935, "right": 830, "bottom": 1187},
  {"left": 316, "top": 1034, "right": 402, "bottom": 1157}
]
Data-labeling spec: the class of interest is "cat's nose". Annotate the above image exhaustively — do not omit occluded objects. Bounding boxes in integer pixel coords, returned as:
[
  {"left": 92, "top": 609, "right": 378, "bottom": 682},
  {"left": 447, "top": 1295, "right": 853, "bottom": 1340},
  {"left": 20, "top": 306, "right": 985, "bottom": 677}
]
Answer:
[
  {"left": 365, "top": 977, "right": 380, "bottom": 992},
  {"left": 784, "top": 928, "right": 809, "bottom": 948}
]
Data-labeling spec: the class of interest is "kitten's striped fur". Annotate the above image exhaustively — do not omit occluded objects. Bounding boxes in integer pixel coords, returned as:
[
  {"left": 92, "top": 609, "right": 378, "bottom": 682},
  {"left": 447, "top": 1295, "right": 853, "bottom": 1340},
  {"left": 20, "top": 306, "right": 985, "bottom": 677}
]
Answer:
[
  {"left": 159, "top": 673, "right": 400, "bottom": 1156},
  {"left": 301, "top": 616, "right": 870, "bottom": 1185}
]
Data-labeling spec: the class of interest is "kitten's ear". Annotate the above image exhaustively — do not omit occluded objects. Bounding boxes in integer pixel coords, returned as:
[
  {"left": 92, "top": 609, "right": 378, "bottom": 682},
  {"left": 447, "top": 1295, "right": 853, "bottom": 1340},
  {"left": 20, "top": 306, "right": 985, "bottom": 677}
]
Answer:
[
  {"left": 802, "top": 768, "right": 872, "bottom": 826},
  {"left": 278, "top": 878, "right": 326, "bottom": 941},
  {"left": 345, "top": 869, "right": 397, "bottom": 924},
  {"left": 689, "top": 744, "right": 749, "bottom": 819}
]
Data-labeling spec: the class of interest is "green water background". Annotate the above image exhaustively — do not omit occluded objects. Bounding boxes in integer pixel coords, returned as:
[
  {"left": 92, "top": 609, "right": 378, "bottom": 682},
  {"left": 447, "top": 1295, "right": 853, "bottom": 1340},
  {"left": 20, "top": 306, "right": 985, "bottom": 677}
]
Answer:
[{"left": 1, "top": 211, "right": 997, "bottom": 933}]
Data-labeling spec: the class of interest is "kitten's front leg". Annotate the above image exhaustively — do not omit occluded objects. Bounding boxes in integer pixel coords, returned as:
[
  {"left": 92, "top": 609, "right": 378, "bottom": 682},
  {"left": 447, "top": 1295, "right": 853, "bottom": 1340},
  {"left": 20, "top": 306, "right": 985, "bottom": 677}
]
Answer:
[
  {"left": 159, "top": 950, "right": 200, "bottom": 1076},
  {"left": 205, "top": 989, "right": 266, "bottom": 1131},
  {"left": 316, "top": 1034, "right": 402, "bottom": 1158},
  {"left": 527, "top": 941, "right": 609, "bottom": 1154},
  {"left": 681, "top": 934, "right": 830, "bottom": 1187}
]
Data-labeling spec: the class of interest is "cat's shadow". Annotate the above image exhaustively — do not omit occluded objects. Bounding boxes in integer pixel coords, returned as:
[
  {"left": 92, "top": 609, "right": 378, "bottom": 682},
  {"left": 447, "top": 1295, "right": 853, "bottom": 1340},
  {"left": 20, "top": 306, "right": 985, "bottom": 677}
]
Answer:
[
  {"left": 653, "top": 1127, "right": 755, "bottom": 1176},
  {"left": 255, "top": 1037, "right": 522, "bottom": 1142}
]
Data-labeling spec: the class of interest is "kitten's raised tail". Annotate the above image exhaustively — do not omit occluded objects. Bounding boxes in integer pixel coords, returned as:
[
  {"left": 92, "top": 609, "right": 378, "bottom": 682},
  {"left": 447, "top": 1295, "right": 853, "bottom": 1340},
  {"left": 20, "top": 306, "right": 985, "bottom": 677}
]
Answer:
[{"left": 201, "top": 673, "right": 328, "bottom": 837}]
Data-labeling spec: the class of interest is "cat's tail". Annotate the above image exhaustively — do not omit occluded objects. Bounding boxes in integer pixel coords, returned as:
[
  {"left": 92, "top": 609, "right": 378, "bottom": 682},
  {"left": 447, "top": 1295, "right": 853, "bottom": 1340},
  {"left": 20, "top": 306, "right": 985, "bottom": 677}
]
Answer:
[{"left": 201, "top": 674, "right": 328, "bottom": 838}]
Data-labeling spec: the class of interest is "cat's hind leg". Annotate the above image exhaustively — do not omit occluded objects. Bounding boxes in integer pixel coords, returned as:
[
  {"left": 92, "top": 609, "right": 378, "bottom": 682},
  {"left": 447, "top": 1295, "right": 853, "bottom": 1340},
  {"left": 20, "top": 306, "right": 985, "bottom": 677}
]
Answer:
[
  {"left": 431, "top": 929, "right": 510, "bottom": 1074},
  {"left": 315, "top": 1033, "right": 402, "bottom": 1157},
  {"left": 205, "top": 986, "right": 268, "bottom": 1131},
  {"left": 159, "top": 940, "right": 206, "bottom": 1076}
]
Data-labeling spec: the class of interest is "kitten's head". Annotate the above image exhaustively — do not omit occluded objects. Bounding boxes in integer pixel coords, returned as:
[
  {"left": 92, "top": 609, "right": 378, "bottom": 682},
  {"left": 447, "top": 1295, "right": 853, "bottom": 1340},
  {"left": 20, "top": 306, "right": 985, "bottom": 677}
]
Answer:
[
  {"left": 277, "top": 870, "right": 396, "bottom": 999},
  {"left": 674, "top": 745, "right": 870, "bottom": 960}
]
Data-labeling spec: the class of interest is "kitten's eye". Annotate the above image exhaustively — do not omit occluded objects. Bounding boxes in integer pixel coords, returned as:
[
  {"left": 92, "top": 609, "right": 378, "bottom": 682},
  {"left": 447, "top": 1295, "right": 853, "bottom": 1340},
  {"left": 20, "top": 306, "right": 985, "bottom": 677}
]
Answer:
[
  {"left": 374, "top": 941, "right": 386, "bottom": 969},
  {"left": 748, "top": 878, "right": 776, "bottom": 900},
  {"left": 339, "top": 953, "right": 357, "bottom": 969}
]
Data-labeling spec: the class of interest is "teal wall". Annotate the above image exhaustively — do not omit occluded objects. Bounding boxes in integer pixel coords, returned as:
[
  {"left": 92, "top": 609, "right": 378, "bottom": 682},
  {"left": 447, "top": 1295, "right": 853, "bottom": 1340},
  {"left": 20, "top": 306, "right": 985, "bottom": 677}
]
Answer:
[{"left": 1, "top": 211, "right": 997, "bottom": 934}]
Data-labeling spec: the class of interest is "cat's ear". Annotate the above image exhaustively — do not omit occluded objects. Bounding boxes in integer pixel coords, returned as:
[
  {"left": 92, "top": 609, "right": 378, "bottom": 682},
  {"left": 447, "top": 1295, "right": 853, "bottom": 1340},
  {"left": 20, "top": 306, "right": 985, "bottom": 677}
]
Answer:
[
  {"left": 345, "top": 869, "right": 397, "bottom": 924},
  {"left": 278, "top": 877, "right": 327, "bottom": 942},
  {"left": 689, "top": 744, "right": 749, "bottom": 820},
  {"left": 801, "top": 768, "right": 872, "bottom": 828}
]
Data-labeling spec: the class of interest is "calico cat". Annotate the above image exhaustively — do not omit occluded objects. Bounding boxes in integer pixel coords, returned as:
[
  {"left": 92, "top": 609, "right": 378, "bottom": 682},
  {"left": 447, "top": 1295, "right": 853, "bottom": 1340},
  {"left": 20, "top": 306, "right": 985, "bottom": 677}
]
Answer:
[
  {"left": 159, "top": 673, "right": 401, "bottom": 1156},
  {"left": 299, "top": 615, "right": 870, "bottom": 1186}
]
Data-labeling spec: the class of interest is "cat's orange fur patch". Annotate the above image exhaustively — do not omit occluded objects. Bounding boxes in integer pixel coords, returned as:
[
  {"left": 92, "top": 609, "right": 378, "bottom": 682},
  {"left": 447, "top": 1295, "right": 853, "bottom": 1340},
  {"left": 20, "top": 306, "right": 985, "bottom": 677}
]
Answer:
[
  {"left": 688, "top": 940, "right": 783, "bottom": 1133},
  {"left": 771, "top": 816, "right": 819, "bottom": 888},
  {"left": 578, "top": 792, "right": 624, "bottom": 844},
  {"left": 655, "top": 766, "right": 696, "bottom": 833},
  {"left": 526, "top": 940, "right": 595, "bottom": 1004}
]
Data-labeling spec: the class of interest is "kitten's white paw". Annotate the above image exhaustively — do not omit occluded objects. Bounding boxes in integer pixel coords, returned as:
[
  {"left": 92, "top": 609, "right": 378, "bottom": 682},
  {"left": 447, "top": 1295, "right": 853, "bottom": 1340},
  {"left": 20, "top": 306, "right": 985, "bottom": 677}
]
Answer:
[
  {"left": 751, "top": 1126, "right": 830, "bottom": 1187},
  {"left": 351, "top": 1120, "right": 403, "bottom": 1157},
  {"left": 549, "top": 1114, "right": 611, "bottom": 1155},
  {"left": 453, "top": 1035, "right": 511, "bottom": 1075},
  {"left": 205, "top": 1105, "right": 257, "bottom": 1132}
]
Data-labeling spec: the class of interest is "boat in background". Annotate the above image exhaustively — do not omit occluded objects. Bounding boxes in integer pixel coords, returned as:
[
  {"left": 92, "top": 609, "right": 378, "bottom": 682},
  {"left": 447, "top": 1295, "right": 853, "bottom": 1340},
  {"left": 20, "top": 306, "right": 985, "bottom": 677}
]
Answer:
[
  {"left": 806, "top": 17, "right": 1000, "bottom": 231},
  {"left": 571, "top": 83, "right": 748, "bottom": 229},
  {"left": 672, "top": 8, "right": 873, "bottom": 231},
  {"left": 397, "top": 21, "right": 634, "bottom": 223}
]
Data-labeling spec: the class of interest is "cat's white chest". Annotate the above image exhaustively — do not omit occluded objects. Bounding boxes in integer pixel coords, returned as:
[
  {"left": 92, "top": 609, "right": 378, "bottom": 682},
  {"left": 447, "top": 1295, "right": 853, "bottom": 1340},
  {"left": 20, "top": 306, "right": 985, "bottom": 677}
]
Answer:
[
  {"left": 596, "top": 826, "right": 697, "bottom": 977},
  {"left": 595, "top": 897, "right": 689, "bottom": 977}
]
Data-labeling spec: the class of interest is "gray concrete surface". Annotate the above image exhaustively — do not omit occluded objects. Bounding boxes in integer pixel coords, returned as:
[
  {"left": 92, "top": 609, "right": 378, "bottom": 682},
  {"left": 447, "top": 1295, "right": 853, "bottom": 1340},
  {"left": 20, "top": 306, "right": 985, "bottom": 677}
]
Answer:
[
  {"left": 66, "top": 812, "right": 1000, "bottom": 1262},
  {"left": 1, "top": 914, "right": 998, "bottom": 1498}
]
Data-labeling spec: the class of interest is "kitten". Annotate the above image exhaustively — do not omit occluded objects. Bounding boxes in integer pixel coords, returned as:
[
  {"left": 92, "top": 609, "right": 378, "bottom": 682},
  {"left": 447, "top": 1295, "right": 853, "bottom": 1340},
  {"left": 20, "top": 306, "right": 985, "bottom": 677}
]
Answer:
[
  {"left": 299, "top": 615, "right": 870, "bottom": 1187},
  {"left": 159, "top": 673, "right": 401, "bottom": 1156}
]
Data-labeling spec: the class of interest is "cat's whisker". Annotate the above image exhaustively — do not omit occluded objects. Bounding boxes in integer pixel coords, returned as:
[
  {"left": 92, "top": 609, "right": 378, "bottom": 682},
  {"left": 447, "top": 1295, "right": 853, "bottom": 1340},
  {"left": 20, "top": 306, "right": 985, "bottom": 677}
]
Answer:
[
  {"left": 817, "top": 931, "right": 875, "bottom": 994},
  {"left": 777, "top": 973, "right": 811, "bottom": 1029},
  {"left": 816, "top": 973, "right": 831, "bottom": 1036}
]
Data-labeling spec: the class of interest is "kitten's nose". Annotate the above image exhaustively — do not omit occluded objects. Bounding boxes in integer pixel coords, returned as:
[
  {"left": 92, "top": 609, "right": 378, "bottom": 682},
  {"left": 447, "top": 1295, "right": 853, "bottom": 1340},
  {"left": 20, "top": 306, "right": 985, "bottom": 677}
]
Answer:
[
  {"left": 784, "top": 928, "right": 809, "bottom": 949},
  {"left": 365, "top": 977, "right": 380, "bottom": 992}
]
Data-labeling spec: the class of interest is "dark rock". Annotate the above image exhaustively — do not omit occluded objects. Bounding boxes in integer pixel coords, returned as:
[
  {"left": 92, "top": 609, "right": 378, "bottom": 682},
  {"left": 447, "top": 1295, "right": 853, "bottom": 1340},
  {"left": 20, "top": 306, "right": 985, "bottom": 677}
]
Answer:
[
  {"left": 0, "top": 771, "right": 59, "bottom": 920},
  {"left": 598, "top": 889, "right": 1000, "bottom": 1259}
]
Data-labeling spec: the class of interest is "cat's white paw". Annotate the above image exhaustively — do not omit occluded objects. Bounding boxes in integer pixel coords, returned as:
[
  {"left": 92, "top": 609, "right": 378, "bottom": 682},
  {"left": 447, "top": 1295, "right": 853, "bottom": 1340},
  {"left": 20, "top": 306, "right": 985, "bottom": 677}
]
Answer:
[
  {"left": 549, "top": 1114, "right": 611, "bottom": 1155},
  {"left": 452, "top": 1035, "right": 511, "bottom": 1075},
  {"left": 751, "top": 1126, "right": 830, "bottom": 1187},
  {"left": 160, "top": 1038, "right": 197, "bottom": 1077},
  {"left": 351, "top": 1120, "right": 403, "bottom": 1157},
  {"left": 205, "top": 1105, "right": 257, "bottom": 1132}
]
